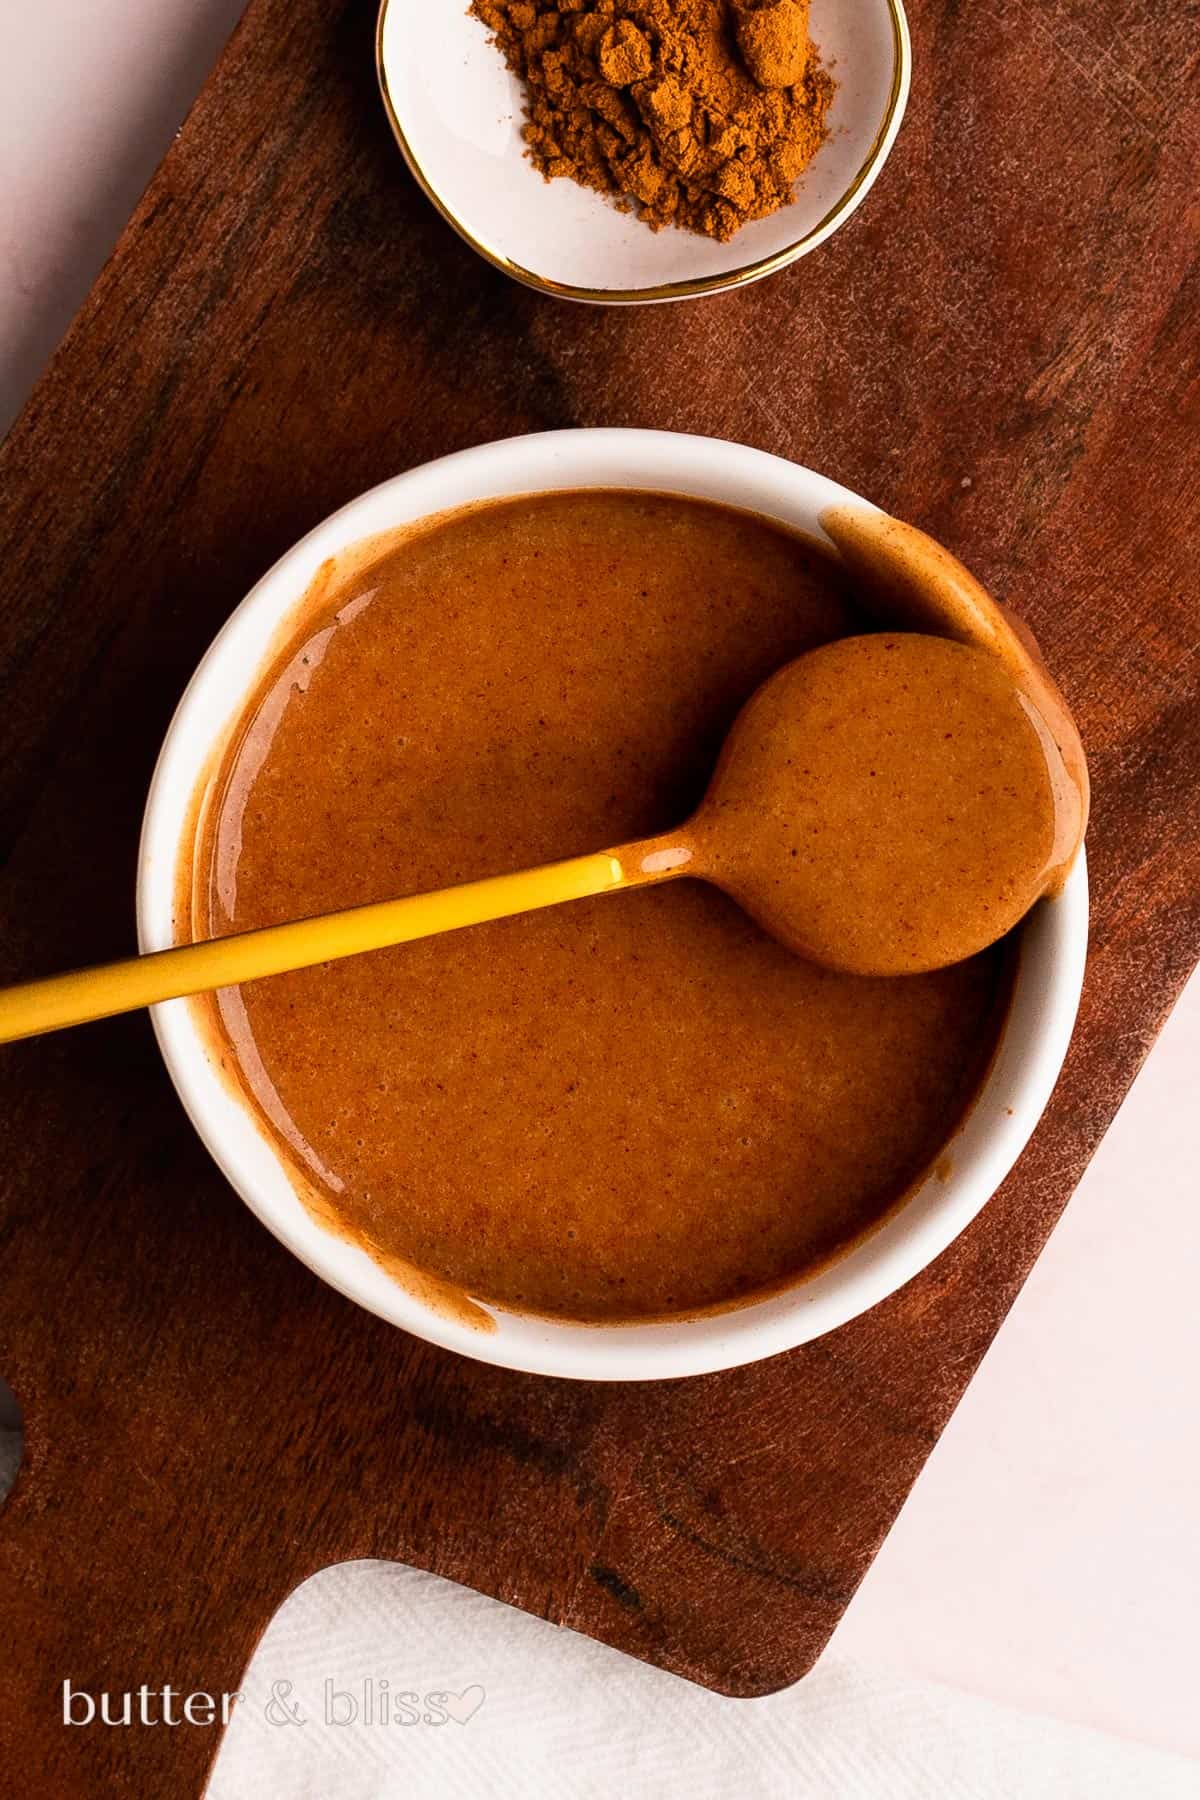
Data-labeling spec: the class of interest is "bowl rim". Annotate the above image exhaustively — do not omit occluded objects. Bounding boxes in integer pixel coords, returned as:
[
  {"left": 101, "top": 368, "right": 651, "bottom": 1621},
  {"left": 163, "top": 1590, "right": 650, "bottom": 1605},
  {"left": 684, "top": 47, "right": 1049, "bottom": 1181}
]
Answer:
[
  {"left": 374, "top": 0, "right": 912, "bottom": 306},
  {"left": 137, "top": 428, "right": 1089, "bottom": 1381}
]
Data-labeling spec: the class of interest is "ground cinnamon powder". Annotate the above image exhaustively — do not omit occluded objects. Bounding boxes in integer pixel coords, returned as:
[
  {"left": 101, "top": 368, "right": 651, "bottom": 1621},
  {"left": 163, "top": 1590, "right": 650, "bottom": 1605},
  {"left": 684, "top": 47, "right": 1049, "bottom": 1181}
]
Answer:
[{"left": 470, "top": 0, "right": 835, "bottom": 243}]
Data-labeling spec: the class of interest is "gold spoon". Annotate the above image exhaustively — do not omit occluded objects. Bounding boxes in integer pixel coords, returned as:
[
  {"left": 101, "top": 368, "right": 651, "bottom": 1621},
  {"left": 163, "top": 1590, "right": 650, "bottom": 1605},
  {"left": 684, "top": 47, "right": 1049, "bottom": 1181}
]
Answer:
[{"left": 0, "top": 634, "right": 1086, "bottom": 1046}]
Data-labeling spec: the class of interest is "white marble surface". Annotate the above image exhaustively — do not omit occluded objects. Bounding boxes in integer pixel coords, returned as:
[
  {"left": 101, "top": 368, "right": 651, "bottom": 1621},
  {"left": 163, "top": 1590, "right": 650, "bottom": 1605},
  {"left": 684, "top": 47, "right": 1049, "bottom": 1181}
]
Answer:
[{"left": 3, "top": 1, "right": 1198, "bottom": 1789}]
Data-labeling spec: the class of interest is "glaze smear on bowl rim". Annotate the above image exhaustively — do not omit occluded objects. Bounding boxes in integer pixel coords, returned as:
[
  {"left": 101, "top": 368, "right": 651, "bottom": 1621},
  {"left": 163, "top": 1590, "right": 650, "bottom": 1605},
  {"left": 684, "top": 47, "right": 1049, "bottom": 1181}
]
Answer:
[
  {"left": 138, "top": 430, "right": 1088, "bottom": 1381},
  {"left": 375, "top": 0, "right": 912, "bottom": 305}
]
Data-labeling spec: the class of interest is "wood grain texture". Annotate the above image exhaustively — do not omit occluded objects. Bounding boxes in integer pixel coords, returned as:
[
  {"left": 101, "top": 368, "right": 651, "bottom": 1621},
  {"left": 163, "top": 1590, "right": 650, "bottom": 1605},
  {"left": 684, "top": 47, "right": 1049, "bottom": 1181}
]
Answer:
[{"left": 1, "top": 0, "right": 1198, "bottom": 1790}]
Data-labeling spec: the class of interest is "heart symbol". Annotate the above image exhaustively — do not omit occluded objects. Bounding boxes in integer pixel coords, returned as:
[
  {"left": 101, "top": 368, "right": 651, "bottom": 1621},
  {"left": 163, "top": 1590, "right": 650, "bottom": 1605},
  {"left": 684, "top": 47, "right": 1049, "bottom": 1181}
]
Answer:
[{"left": 439, "top": 1685, "right": 486, "bottom": 1725}]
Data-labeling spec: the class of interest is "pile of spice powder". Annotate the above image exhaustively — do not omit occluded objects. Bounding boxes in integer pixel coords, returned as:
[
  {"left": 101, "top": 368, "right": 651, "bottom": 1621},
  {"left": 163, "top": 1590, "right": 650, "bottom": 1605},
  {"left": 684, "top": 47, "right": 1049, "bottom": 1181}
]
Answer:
[{"left": 469, "top": 0, "right": 835, "bottom": 243}]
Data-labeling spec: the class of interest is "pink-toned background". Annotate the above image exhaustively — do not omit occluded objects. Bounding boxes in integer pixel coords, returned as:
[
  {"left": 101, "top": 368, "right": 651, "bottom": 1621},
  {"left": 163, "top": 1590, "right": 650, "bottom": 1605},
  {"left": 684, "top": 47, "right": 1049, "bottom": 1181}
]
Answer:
[{"left": 2, "top": 1, "right": 1197, "bottom": 1787}]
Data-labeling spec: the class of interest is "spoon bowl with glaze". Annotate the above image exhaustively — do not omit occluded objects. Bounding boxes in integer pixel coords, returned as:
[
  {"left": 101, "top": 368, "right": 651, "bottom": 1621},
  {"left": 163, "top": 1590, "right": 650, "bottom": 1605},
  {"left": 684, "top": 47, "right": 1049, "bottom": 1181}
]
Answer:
[
  {"left": 120, "top": 430, "right": 1091, "bottom": 1381},
  {"left": 0, "top": 630, "right": 1085, "bottom": 1044}
]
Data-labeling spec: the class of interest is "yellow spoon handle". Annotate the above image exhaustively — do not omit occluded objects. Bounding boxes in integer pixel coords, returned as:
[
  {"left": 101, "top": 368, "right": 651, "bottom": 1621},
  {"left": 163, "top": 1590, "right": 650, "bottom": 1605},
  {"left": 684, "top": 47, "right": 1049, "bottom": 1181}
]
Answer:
[{"left": 0, "top": 849, "right": 653, "bottom": 1046}]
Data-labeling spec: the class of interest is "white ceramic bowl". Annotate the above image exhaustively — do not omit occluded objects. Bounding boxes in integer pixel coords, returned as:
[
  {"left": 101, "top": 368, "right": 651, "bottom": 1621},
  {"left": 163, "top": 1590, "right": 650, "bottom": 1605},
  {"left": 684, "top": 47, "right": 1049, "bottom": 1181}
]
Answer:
[
  {"left": 138, "top": 430, "right": 1088, "bottom": 1381},
  {"left": 376, "top": 0, "right": 910, "bottom": 303}
]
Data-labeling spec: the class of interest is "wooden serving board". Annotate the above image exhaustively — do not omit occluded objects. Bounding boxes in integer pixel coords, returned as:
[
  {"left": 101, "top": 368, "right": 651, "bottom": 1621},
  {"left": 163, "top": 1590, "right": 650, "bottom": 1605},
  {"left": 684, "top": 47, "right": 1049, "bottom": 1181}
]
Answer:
[{"left": 1, "top": 1, "right": 1198, "bottom": 1790}]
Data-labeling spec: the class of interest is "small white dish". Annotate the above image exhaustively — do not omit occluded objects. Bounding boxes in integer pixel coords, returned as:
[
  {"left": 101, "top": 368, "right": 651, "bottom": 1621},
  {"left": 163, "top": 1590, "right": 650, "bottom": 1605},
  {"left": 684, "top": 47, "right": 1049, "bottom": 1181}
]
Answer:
[
  {"left": 376, "top": 0, "right": 911, "bottom": 303},
  {"left": 138, "top": 430, "right": 1088, "bottom": 1383}
]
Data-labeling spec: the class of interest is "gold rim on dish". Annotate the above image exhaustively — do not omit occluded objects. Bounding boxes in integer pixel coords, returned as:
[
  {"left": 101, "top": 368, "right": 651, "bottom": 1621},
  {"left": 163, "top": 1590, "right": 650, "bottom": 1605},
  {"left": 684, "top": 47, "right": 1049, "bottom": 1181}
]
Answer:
[{"left": 375, "top": 0, "right": 912, "bottom": 306}]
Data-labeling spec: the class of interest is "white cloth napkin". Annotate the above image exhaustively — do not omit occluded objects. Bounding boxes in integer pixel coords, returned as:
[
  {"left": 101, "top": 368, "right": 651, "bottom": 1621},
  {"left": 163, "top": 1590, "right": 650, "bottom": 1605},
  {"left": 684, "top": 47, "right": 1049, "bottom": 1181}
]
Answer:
[{"left": 206, "top": 1560, "right": 1197, "bottom": 1799}]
